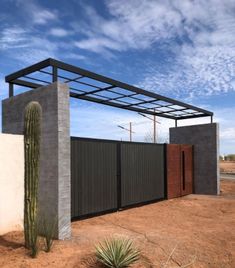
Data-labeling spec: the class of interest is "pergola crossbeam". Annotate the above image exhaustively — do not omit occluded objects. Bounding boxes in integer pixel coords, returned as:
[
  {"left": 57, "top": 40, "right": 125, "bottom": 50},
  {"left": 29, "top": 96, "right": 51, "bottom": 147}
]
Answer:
[{"left": 5, "top": 58, "right": 213, "bottom": 121}]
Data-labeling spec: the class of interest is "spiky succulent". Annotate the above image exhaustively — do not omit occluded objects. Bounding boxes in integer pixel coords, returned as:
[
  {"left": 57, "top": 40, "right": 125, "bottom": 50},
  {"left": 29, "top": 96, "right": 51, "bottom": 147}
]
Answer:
[{"left": 95, "top": 237, "right": 140, "bottom": 268}]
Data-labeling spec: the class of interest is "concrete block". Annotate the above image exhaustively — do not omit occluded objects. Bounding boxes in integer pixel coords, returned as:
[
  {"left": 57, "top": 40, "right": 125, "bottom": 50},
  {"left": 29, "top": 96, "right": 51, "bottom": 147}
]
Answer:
[
  {"left": 2, "top": 82, "right": 71, "bottom": 239},
  {"left": 170, "top": 123, "right": 219, "bottom": 195}
]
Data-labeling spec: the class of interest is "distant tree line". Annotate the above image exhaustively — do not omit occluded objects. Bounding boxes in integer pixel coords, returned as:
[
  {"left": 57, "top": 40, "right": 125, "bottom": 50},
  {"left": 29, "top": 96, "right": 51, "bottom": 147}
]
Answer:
[{"left": 220, "top": 154, "right": 235, "bottom": 161}]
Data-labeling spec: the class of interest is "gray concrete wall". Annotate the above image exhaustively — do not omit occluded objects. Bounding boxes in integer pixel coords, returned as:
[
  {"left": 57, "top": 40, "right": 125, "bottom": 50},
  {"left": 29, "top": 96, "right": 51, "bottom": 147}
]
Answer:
[
  {"left": 2, "top": 82, "right": 71, "bottom": 239},
  {"left": 170, "top": 123, "right": 219, "bottom": 195}
]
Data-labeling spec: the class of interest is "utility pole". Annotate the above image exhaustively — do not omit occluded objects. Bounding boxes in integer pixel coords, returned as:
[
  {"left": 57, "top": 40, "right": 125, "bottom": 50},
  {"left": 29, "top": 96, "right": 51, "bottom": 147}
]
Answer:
[
  {"left": 118, "top": 122, "right": 134, "bottom": 142},
  {"left": 138, "top": 111, "right": 160, "bottom": 143}
]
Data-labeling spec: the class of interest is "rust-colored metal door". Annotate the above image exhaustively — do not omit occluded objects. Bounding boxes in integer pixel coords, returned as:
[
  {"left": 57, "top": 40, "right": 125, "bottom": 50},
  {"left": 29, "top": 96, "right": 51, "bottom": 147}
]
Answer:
[
  {"left": 167, "top": 144, "right": 193, "bottom": 199},
  {"left": 167, "top": 144, "right": 181, "bottom": 199},
  {"left": 180, "top": 145, "right": 193, "bottom": 196}
]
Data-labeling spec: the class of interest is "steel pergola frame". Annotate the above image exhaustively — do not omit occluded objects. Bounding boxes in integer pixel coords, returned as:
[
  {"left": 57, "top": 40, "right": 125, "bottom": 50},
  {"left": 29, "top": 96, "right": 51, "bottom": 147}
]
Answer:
[{"left": 5, "top": 58, "right": 213, "bottom": 124}]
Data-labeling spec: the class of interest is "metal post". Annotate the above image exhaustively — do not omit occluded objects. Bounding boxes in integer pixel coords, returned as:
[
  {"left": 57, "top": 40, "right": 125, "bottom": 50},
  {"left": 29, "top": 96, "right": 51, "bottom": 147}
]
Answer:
[
  {"left": 175, "top": 120, "right": 178, "bottom": 127},
  {"left": 9, "top": 83, "right": 14, "bottom": 97},
  {"left": 130, "top": 122, "right": 132, "bottom": 142},
  {"left": 211, "top": 116, "right": 213, "bottom": 123},
  {"left": 52, "top": 66, "right": 58, "bottom": 82},
  {"left": 153, "top": 109, "right": 156, "bottom": 143}
]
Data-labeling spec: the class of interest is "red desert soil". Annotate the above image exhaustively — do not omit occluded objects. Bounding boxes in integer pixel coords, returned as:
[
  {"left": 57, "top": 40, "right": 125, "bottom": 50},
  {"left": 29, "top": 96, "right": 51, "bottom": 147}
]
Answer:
[
  {"left": 220, "top": 161, "right": 235, "bottom": 174},
  {"left": 0, "top": 179, "right": 235, "bottom": 268}
]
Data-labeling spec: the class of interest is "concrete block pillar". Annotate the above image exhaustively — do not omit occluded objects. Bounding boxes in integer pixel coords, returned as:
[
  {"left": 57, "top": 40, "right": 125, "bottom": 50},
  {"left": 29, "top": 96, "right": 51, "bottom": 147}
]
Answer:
[
  {"left": 2, "top": 82, "right": 71, "bottom": 239},
  {"left": 170, "top": 123, "right": 219, "bottom": 195}
]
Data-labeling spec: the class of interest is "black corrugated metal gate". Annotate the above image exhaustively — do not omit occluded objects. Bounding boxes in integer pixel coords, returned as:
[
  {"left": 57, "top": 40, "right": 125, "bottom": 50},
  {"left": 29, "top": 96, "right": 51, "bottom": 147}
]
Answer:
[{"left": 71, "top": 137, "right": 165, "bottom": 219}]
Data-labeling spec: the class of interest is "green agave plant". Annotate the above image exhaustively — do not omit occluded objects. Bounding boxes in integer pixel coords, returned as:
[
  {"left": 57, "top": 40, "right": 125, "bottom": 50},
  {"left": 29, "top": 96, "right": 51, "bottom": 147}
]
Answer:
[{"left": 95, "top": 238, "right": 140, "bottom": 268}]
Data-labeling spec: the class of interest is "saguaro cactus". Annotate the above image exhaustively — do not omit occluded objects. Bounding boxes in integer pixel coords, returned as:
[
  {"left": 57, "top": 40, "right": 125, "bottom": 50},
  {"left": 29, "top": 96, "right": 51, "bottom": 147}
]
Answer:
[{"left": 24, "top": 101, "right": 42, "bottom": 249}]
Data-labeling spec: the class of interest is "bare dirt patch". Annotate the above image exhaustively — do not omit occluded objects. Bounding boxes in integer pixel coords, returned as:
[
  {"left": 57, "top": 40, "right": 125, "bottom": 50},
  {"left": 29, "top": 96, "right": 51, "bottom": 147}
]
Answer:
[
  {"left": 220, "top": 161, "right": 235, "bottom": 174},
  {"left": 1, "top": 180, "right": 235, "bottom": 268}
]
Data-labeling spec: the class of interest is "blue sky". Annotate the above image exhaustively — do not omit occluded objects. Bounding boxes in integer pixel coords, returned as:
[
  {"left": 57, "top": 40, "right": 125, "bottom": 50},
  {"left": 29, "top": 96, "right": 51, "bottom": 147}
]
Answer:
[{"left": 0, "top": 0, "right": 235, "bottom": 154}]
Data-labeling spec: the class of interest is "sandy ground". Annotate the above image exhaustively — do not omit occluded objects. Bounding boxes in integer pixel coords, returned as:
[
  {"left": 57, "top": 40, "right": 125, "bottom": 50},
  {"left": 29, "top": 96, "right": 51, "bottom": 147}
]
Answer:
[
  {"left": 220, "top": 161, "right": 235, "bottom": 174},
  {"left": 0, "top": 179, "right": 235, "bottom": 268}
]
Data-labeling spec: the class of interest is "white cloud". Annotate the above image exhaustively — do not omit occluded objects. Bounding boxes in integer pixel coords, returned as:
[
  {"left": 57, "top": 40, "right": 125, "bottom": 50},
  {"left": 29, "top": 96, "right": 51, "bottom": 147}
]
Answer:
[
  {"left": 134, "top": 0, "right": 235, "bottom": 98},
  {"left": 50, "top": 28, "right": 70, "bottom": 37},
  {"left": 14, "top": 47, "right": 56, "bottom": 65},
  {"left": 33, "top": 9, "right": 57, "bottom": 25},
  {"left": 63, "top": 53, "right": 86, "bottom": 61},
  {"left": 74, "top": 0, "right": 183, "bottom": 53},
  {"left": 0, "top": 27, "right": 29, "bottom": 50},
  {"left": 138, "top": 44, "right": 235, "bottom": 99},
  {"left": 73, "top": 0, "right": 235, "bottom": 98},
  {"left": 16, "top": 0, "right": 58, "bottom": 25},
  {"left": 0, "top": 26, "right": 58, "bottom": 64},
  {"left": 75, "top": 37, "right": 122, "bottom": 53}
]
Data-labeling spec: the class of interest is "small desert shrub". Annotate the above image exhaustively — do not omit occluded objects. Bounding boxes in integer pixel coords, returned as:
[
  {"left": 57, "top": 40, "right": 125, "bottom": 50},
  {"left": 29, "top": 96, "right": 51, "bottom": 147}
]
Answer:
[
  {"left": 39, "top": 215, "right": 57, "bottom": 252},
  {"left": 95, "top": 238, "right": 140, "bottom": 268}
]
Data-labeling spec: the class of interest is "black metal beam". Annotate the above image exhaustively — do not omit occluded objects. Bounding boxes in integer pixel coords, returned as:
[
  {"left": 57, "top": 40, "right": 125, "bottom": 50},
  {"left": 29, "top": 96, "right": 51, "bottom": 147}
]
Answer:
[
  {"left": 63, "top": 75, "right": 83, "bottom": 83},
  {"left": 9, "top": 83, "right": 14, "bottom": 97},
  {"left": 70, "top": 92, "right": 176, "bottom": 120},
  {"left": 99, "top": 93, "right": 138, "bottom": 103},
  {"left": 11, "top": 79, "right": 42, "bottom": 88},
  {"left": 105, "top": 90, "right": 145, "bottom": 103},
  {"left": 79, "top": 85, "right": 116, "bottom": 97},
  {"left": 24, "top": 75, "right": 51, "bottom": 85},
  {"left": 39, "top": 70, "right": 83, "bottom": 83},
  {"left": 5, "top": 58, "right": 213, "bottom": 121},
  {"left": 124, "top": 98, "right": 158, "bottom": 108},
  {"left": 5, "top": 58, "right": 51, "bottom": 82},
  {"left": 50, "top": 58, "right": 213, "bottom": 116},
  {"left": 155, "top": 108, "right": 188, "bottom": 116},
  {"left": 52, "top": 66, "right": 58, "bottom": 82},
  {"left": 175, "top": 114, "right": 211, "bottom": 120}
]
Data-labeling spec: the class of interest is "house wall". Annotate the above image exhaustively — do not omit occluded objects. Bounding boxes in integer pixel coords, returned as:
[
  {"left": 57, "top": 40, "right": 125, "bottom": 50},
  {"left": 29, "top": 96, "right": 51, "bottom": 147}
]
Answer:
[
  {"left": 170, "top": 123, "right": 219, "bottom": 195},
  {"left": 2, "top": 82, "right": 71, "bottom": 239},
  {"left": 0, "top": 133, "right": 24, "bottom": 235}
]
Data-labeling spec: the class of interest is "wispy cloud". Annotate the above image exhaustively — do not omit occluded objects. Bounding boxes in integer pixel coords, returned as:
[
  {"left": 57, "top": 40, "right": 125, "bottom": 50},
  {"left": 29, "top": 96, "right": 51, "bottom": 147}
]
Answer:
[
  {"left": 74, "top": 1, "right": 182, "bottom": 53},
  {"left": 139, "top": 0, "right": 235, "bottom": 98},
  {"left": 33, "top": 9, "right": 57, "bottom": 25},
  {"left": 138, "top": 44, "right": 235, "bottom": 99},
  {"left": 50, "top": 28, "right": 70, "bottom": 37},
  {"left": 74, "top": 0, "right": 235, "bottom": 98},
  {"left": 0, "top": 0, "right": 60, "bottom": 65},
  {"left": 0, "top": 0, "right": 234, "bottom": 154},
  {"left": 0, "top": 27, "right": 29, "bottom": 50},
  {"left": 16, "top": 0, "right": 58, "bottom": 25},
  {"left": 0, "top": 26, "right": 58, "bottom": 64},
  {"left": 0, "top": 1, "right": 86, "bottom": 65}
]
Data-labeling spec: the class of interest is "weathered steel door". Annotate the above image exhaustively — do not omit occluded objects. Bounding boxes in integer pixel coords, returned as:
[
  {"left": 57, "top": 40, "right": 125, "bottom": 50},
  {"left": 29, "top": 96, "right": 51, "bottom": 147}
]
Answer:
[
  {"left": 167, "top": 144, "right": 193, "bottom": 199},
  {"left": 180, "top": 145, "right": 193, "bottom": 196},
  {"left": 167, "top": 144, "right": 181, "bottom": 199}
]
